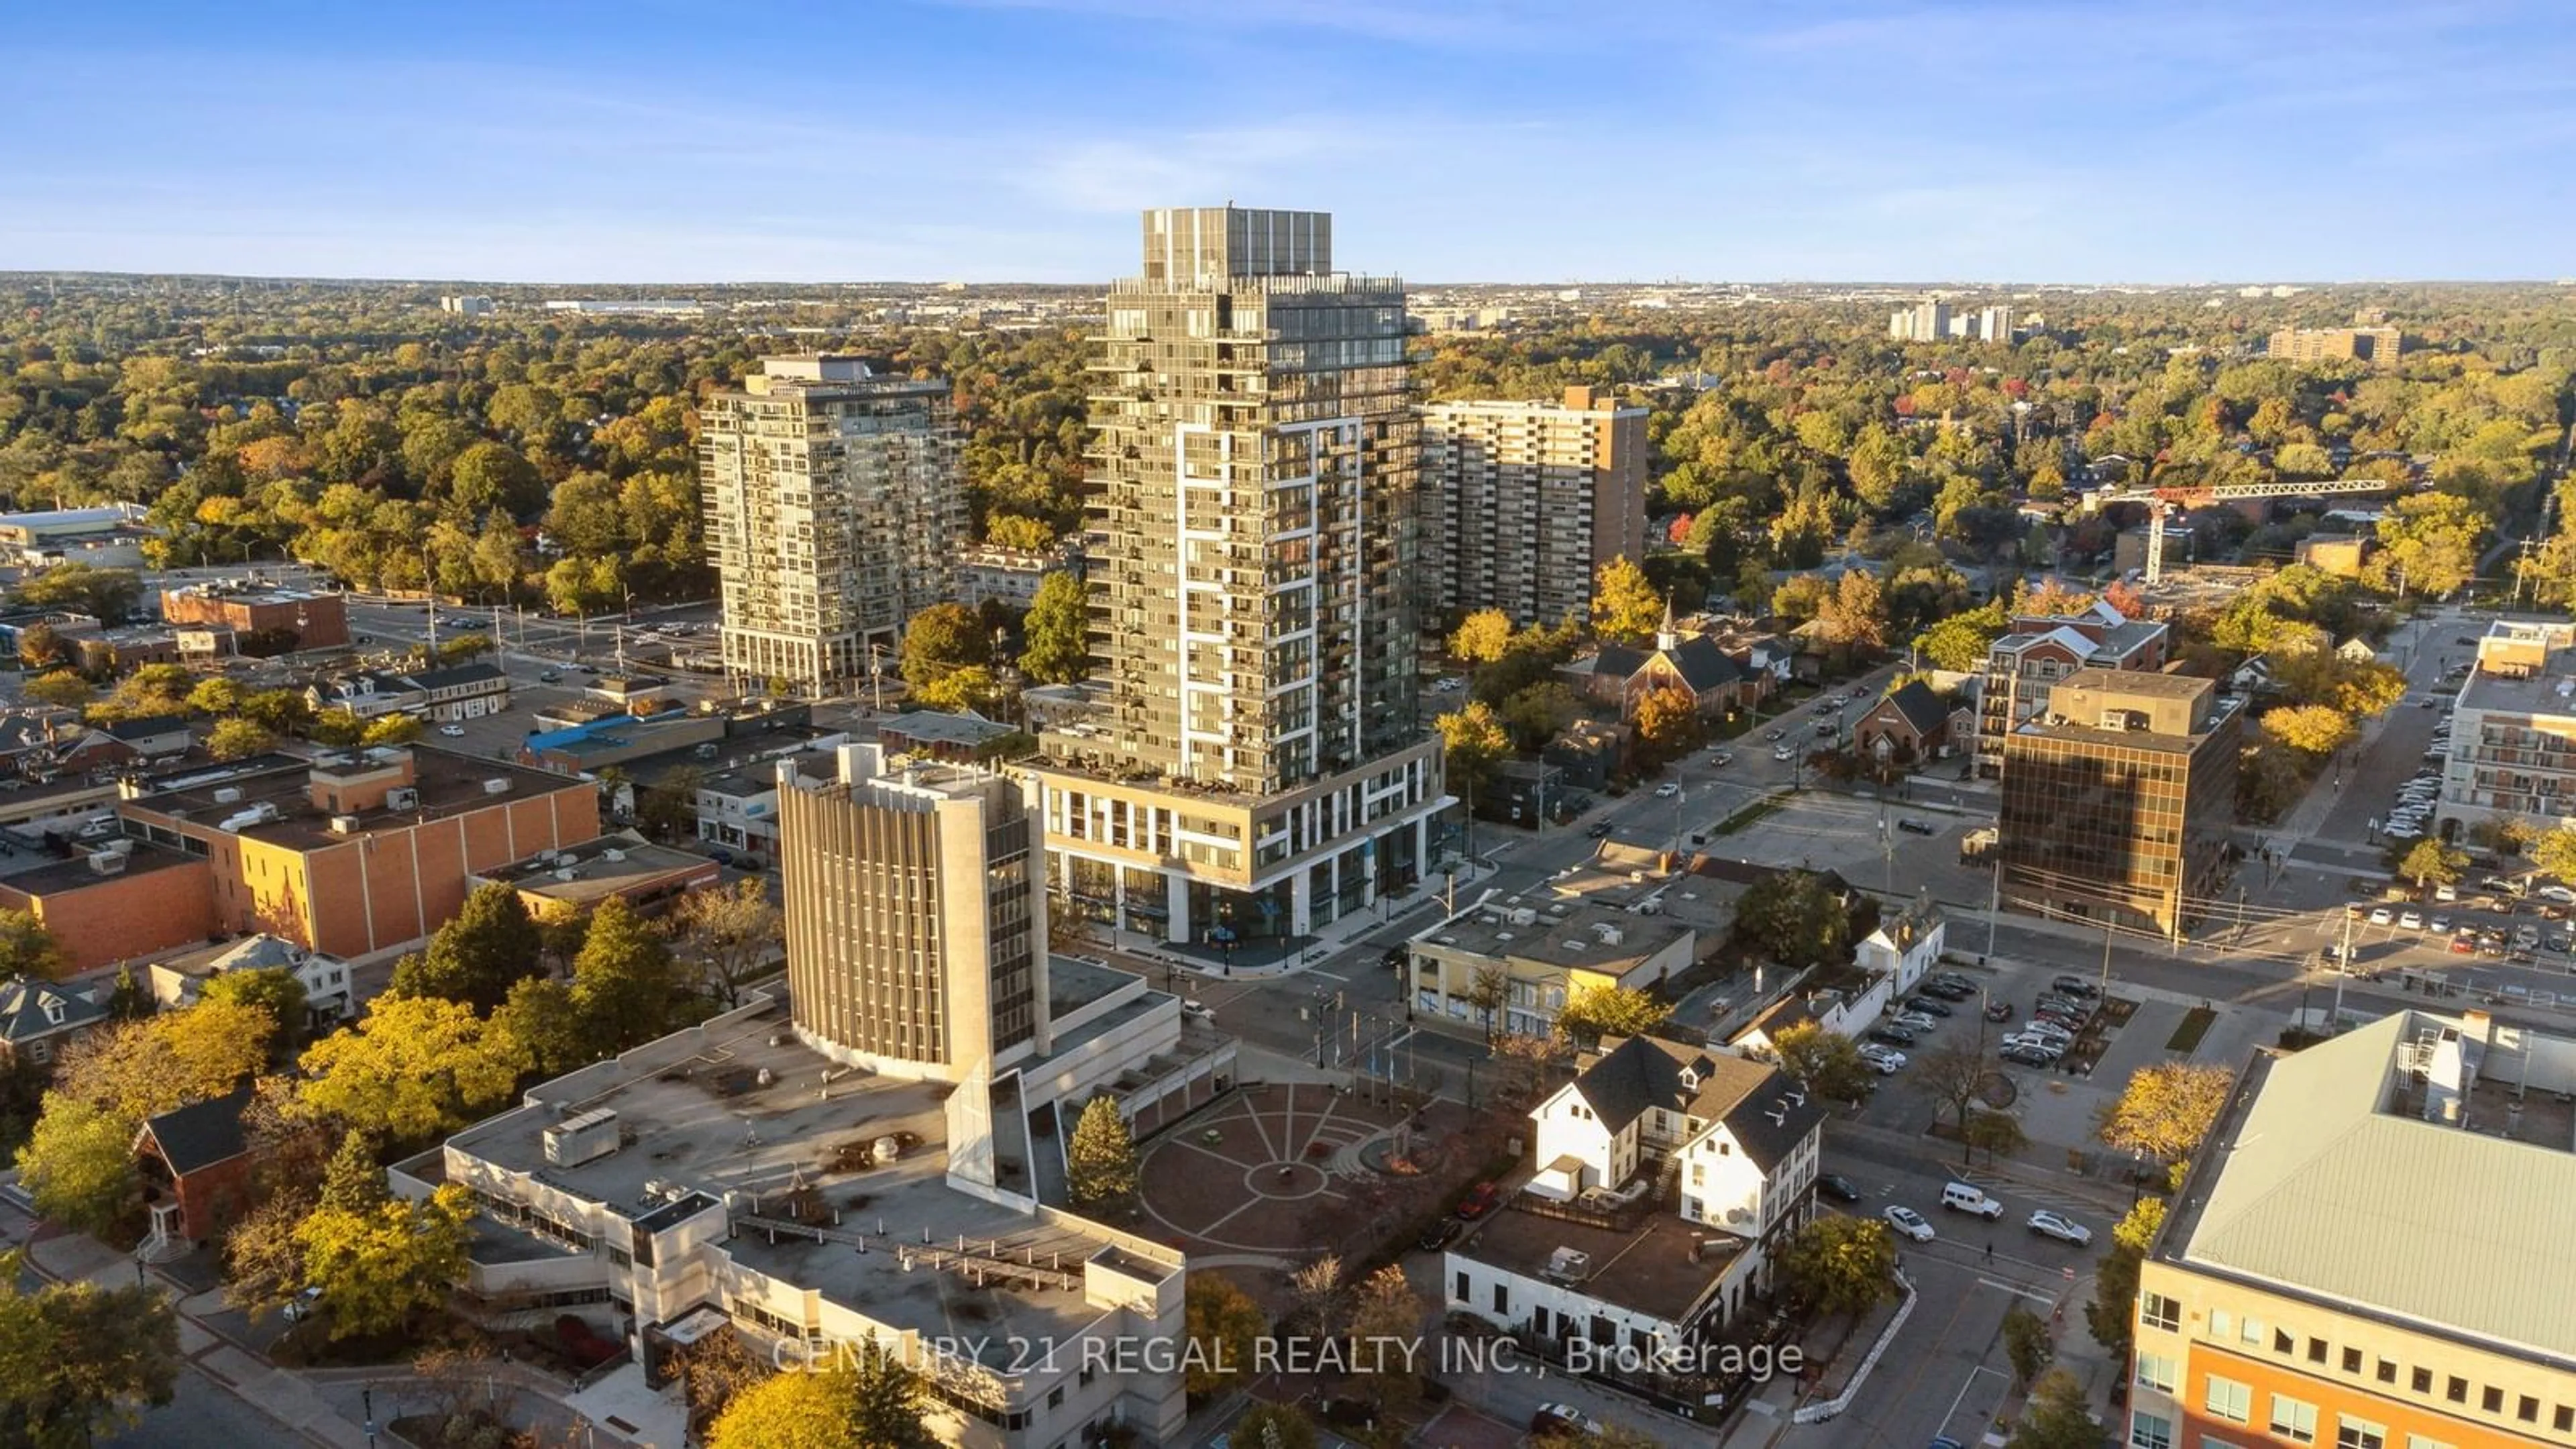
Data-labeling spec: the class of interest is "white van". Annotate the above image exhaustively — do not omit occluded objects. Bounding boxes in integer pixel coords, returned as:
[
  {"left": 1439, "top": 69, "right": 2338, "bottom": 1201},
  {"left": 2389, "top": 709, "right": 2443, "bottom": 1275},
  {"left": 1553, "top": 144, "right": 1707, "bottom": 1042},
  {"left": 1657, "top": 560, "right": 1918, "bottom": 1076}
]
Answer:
[{"left": 1941, "top": 1182, "right": 2004, "bottom": 1219}]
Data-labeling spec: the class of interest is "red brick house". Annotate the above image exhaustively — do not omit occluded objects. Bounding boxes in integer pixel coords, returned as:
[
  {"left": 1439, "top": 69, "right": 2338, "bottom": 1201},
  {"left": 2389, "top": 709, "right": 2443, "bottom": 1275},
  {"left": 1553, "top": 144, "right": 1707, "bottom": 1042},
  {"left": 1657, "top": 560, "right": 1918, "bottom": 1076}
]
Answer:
[
  {"left": 1558, "top": 608, "right": 1760, "bottom": 723},
  {"left": 134, "top": 1087, "right": 258, "bottom": 1246},
  {"left": 1854, "top": 680, "right": 1955, "bottom": 764}
]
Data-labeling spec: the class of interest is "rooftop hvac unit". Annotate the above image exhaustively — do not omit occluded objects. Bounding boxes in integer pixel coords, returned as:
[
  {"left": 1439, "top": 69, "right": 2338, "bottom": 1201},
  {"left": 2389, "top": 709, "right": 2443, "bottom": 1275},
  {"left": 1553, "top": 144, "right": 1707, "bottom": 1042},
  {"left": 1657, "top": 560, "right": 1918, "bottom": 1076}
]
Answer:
[
  {"left": 86, "top": 851, "right": 127, "bottom": 876},
  {"left": 328, "top": 814, "right": 361, "bottom": 835},
  {"left": 1543, "top": 1246, "right": 1591, "bottom": 1284},
  {"left": 554, "top": 867, "right": 576, "bottom": 881},
  {"left": 602, "top": 847, "right": 626, "bottom": 863},
  {"left": 543, "top": 1108, "right": 623, "bottom": 1167},
  {"left": 482, "top": 778, "right": 511, "bottom": 796},
  {"left": 212, "top": 786, "right": 244, "bottom": 805},
  {"left": 1507, "top": 908, "right": 1538, "bottom": 926},
  {"left": 386, "top": 787, "right": 420, "bottom": 811}
]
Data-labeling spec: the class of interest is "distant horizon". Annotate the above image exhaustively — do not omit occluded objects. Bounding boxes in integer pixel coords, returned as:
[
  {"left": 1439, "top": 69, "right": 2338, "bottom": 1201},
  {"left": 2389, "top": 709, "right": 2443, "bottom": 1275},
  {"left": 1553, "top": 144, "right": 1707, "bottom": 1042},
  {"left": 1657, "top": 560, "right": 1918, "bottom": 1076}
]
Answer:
[
  {"left": 9, "top": 269, "right": 2568, "bottom": 292},
  {"left": 8, "top": 2, "right": 2571, "bottom": 282}
]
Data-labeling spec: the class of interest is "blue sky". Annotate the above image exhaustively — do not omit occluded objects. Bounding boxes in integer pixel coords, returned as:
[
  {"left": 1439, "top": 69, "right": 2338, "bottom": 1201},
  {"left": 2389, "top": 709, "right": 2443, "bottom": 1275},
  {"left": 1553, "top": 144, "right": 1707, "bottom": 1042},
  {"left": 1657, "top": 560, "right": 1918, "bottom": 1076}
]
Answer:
[{"left": 3, "top": 1, "right": 2569, "bottom": 282}]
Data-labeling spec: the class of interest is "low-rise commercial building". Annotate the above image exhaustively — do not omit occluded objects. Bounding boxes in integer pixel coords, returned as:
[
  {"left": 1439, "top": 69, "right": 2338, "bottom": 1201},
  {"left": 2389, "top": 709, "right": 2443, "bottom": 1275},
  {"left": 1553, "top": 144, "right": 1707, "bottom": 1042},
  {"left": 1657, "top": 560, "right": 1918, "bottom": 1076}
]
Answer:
[
  {"left": 1999, "top": 669, "right": 2242, "bottom": 938},
  {"left": 1974, "top": 602, "right": 2169, "bottom": 778},
  {"left": 2268, "top": 324, "right": 2402, "bottom": 370},
  {"left": 470, "top": 831, "right": 721, "bottom": 924},
  {"left": 2131, "top": 1008, "right": 2576, "bottom": 1449},
  {"left": 160, "top": 583, "right": 348, "bottom": 652},
  {"left": 1407, "top": 899, "right": 1695, "bottom": 1037}
]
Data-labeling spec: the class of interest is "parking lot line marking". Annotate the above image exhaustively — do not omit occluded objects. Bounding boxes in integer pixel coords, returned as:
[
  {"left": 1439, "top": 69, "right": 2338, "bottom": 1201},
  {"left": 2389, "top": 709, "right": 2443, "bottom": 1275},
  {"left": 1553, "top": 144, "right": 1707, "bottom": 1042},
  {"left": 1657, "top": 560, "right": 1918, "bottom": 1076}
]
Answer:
[{"left": 1308, "top": 969, "right": 1348, "bottom": 982}]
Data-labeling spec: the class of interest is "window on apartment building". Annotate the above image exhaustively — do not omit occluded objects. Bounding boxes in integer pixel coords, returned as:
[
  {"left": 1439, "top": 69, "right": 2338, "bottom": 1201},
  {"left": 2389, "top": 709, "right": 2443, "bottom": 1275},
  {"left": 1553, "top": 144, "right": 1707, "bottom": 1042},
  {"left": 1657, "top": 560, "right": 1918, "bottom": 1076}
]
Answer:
[
  {"left": 2208, "top": 1308, "right": 2232, "bottom": 1339},
  {"left": 1455, "top": 1272, "right": 1468, "bottom": 1301},
  {"left": 2129, "top": 1412, "right": 2174, "bottom": 1449},
  {"left": 2329, "top": 1420, "right": 2385, "bottom": 1449},
  {"left": 2241, "top": 1314, "right": 2264, "bottom": 1346},
  {"left": 1493, "top": 1283, "right": 1507, "bottom": 1314},
  {"left": 2404, "top": 1435, "right": 2455, "bottom": 1449},
  {"left": 2480, "top": 1386, "right": 2502, "bottom": 1413},
  {"left": 1047, "top": 1387, "right": 1063, "bottom": 1410},
  {"left": 2307, "top": 1337, "right": 2328, "bottom": 1364},
  {"left": 2267, "top": 1395, "right": 2318, "bottom": 1444},
  {"left": 2411, "top": 1367, "right": 2432, "bottom": 1393},
  {"left": 2444, "top": 1376, "right": 2467, "bottom": 1403},
  {"left": 2141, "top": 1293, "right": 2182, "bottom": 1332},
  {"left": 2203, "top": 1375, "right": 2251, "bottom": 1423},
  {"left": 2275, "top": 1329, "right": 2296, "bottom": 1354},
  {"left": 2514, "top": 1395, "right": 2538, "bottom": 1423},
  {"left": 2135, "top": 1354, "right": 2178, "bottom": 1394},
  {"left": 2373, "top": 1359, "right": 2394, "bottom": 1384},
  {"left": 2557, "top": 1405, "right": 2575, "bottom": 1434},
  {"left": 2337, "top": 1346, "right": 2359, "bottom": 1373}
]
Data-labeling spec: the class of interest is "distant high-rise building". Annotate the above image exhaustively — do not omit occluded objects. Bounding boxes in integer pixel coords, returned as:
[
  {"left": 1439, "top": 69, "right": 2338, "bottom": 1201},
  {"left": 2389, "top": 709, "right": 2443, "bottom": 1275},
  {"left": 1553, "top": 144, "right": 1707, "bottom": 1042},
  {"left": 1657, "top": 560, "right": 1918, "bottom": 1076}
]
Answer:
[
  {"left": 1978, "top": 304, "right": 2015, "bottom": 342},
  {"left": 2267, "top": 325, "right": 2402, "bottom": 370},
  {"left": 775, "top": 743, "right": 1047, "bottom": 1079},
  {"left": 701, "top": 356, "right": 962, "bottom": 692},
  {"left": 437, "top": 294, "right": 495, "bottom": 316},
  {"left": 1888, "top": 299, "right": 1951, "bottom": 341},
  {"left": 1419, "top": 386, "right": 1648, "bottom": 626},
  {"left": 1998, "top": 669, "right": 2241, "bottom": 938},
  {"left": 1026, "top": 206, "right": 1448, "bottom": 947}
]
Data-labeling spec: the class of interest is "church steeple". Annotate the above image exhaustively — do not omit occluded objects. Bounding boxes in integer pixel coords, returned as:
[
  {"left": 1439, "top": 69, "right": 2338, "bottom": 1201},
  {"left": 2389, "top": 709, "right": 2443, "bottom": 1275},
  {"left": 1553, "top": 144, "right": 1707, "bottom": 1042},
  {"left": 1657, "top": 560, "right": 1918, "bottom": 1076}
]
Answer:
[{"left": 1656, "top": 595, "right": 1680, "bottom": 653}]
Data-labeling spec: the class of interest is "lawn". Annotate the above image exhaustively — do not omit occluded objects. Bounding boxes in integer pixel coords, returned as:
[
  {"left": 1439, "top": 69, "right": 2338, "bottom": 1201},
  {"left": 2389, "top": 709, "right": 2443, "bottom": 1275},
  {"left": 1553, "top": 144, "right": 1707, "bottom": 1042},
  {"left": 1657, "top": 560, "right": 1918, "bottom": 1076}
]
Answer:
[{"left": 2166, "top": 1006, "right": 2218, "bottom": 1054}]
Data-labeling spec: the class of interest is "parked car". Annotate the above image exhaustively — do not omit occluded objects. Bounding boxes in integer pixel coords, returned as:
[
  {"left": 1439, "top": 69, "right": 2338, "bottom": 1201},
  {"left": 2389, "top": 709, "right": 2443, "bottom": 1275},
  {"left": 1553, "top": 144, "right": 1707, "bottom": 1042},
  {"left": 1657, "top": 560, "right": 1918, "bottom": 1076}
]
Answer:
[
  {"left": 1762, "top": 727, "right": 1784, "bottom": 741},
  {"left": 1860, "top": 1046, "right": 1907, "bottom": 1073},
  {"left": 2000, "top": 1035, "right": 2063, "bottom": 1059},
  {"left": 1532, "top": 1403, "right": 1601, "bottom": 1440},
  {"left": 2049, "top": 974, "right": 2101, "bottom": 999},
  {"left": 1867, "top": 1025, "right": 1919, "bottom": 1046},
  {"left": 1710, "top": 749, "right": 1734, "bottom": 766},
  {"left": 1586, "top": 821, "right": 1613, "bottom": 838},
  {"left": 1818, "top": 1173, "right": 1864, "bottom": 1203},
  {"left": 2541, "top": 885, "right": 2576, "bottom": 905},
  {"left": 1456, "top": 1182, "right": 1502, "bottom": 1220},
  {"left": 2368, "top": 907, "right": 2395, "bottom": 925},
  {"left": 1773, "top": 745, "right": 1797, "bottom": 762},
  {"left": 1883, "top": 1205, "right": 1935, "bottom": 1242},
  {"left": 1902, "top": 996, "right": 1955, "bottom": 1018},
  {"left": 437, "top": 723, "right": 467, "bottom": 737},
  {"left": 2398, "top": 910, "right": 2424, "bottom": 930},
  {"left": 2027, "top": 1210, "right": 2092, "bottom": 1246},
  {"left": 1983, "top": 1000, "right": 2016, "bottom": 1022},
  {"left": 537, "top": 669, "right": 562, "bottom": 682},
  {"left": 1654, "top": 782, "right": 1679, "bottom": 798},
  {"left": 1931, "top": 971, "right": 1977, "bottom": 993},
  {"left": 2000, "top": 1044, "right": 2057, "bottom": 1068},
  {"left": 1896, "top": 818, "right": 1937, "bottom": 836},
  {"left": 1418, "top": 1218, "right": 1465, "bottom": 1251}
]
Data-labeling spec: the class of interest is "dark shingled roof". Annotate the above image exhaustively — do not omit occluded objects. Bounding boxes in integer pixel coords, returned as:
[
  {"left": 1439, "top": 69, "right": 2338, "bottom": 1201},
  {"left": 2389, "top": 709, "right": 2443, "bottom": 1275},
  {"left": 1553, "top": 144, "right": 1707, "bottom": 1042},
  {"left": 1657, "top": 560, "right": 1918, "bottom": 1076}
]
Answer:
[
  {"left": 1714, "top": 1068, "right": 1828, "bottom": 1173},
  {"left": 0, "top": 975, "right": 105, "bottom": 1044},
  {"left": 1568, "top": 1035, "right": 1702, "bottom": 1135},
  {"left": 1564, "top": 1036, "right": 1822, "bottom": 1172},
  {"left": 408, "top": 661, "right": 508, "bottom": 691},
  {"left": 103, "top": 713, "right": 190, "bottom": 741},
  {"left": 139, "top": 1087, "right": 254, "bottom": 1175},
  {"left": 1871, "top": 680, "right": 1951, "bottom": 739},
  {"left": 1662, "top": 637, "right": 1747, "bottom": 694}
]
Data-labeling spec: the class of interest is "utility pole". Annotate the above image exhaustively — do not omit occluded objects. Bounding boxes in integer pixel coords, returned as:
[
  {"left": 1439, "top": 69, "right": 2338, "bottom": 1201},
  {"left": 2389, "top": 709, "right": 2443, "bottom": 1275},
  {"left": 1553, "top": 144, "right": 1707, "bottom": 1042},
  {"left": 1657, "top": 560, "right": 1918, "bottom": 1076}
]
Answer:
[
  {"left": 2100, "top": 917, "right": 2115, "bottom": 994},
  {"left": 2328, "top": 908, "right": 2356, "bottom": 1037},
  {"left": 1984, "top": 854, "right": 2003, "bottom": 967}
]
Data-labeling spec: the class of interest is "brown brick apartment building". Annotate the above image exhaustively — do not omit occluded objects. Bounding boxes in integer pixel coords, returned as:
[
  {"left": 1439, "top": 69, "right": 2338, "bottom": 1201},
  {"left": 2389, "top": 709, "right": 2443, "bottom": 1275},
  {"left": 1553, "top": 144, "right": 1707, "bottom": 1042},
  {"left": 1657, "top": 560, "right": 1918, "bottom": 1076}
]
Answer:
[{"left": 97, "top": 747, "right": 600, "bottom": 961}]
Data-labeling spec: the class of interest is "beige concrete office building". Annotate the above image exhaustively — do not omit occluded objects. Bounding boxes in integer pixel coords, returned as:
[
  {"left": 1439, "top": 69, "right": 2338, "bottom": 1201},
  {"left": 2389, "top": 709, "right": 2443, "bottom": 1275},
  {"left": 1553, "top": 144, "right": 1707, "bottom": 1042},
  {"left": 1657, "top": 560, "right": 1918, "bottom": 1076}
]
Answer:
[
  {"left": 702, "top": 356, "right": 962, "bottom": 692},
  {"left": 775, "top": 742, "right": 1045, "bottom": 1079},
  {"left": 1419, "top": 386, "right": 1648, "bottom": 627},
  {"left": 1026, "top": 206, "right": 1449, "bottom": 949}
]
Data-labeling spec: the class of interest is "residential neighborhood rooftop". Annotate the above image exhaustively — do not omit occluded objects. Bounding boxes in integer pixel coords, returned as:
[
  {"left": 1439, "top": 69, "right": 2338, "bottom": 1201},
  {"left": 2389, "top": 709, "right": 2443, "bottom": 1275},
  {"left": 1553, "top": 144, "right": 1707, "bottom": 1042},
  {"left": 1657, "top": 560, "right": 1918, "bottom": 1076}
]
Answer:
[
  {"left": 1465, "top": 1201, "right": 1746, "bottom": 1325},
  {"left": 1419, "top": 896, "right": 1691, "bottom": 975}
]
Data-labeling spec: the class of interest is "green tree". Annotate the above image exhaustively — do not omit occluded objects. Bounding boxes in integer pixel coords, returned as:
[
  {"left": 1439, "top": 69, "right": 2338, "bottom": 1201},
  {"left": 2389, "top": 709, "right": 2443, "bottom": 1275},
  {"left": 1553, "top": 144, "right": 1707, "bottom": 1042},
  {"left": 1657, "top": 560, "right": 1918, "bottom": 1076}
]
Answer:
[
  {"left": 2532, "top": 826, "right": 2576, "bottom": 882},
  {"left": 2259, "top": 704, "right": 2356, "bottom": 758},
  {"left": 1182, "top": 1274, "right": 1266, "bottom": 1398},
  {"left": 445, "top": 441, "right": 546, "bottom": 519},
  {"left": 1776, "top": 1215, "right": 1896, "bottom": 1317},
  {"left": 295, "top": 1175, "right": 475, "bottom": 1340},
  {"left": 308, "top": 706, "right": 367, "bottom": 748},
  {"left": 1768, "top": 1020, "right": 1874, "bottom": 1103},
  {"left": 568, "top": 896, "right": 684, "bottom": 1053},
  {"left": 14, "top": 1097, "right": 140, "bottom": 1234},
  {"left": 241, "top": 688, "right": 314, "bottom": 734},
  {"left": 297, "top": 995, "right": 527, "bottom": 1143},
  {"left": 1449, "top": 608, "right": 1516, "bottom": 663},
  {"left": 15, "top": 563, "right": 144, "bottom": 623},
  {"left": 898, "top": 602, "right": 991, "bottom": 691},
  {"left": 2367, "top": 492, "right": 2483, "bottom": 598},
  {"left": 1555, "top": 983, "right": 1674, "bottom": 1044},
  {"left": 1729, "top": 870, "right": 1849, "bottom": 968},
  {"left": 2096, "top": 1062, "right": 2233, "bottom": 1169},
  {"left": 1815, "top": 568, "right": 1888, "bottom": 650},
  {"left": 2086, "top": 1199, "right": 2166, "bottom": 1359},
  {"left": 706, "top": 1340, "right": 934, "bottom": 1449},
  {"left": 913, "top": 663, "right": 1003, "bottom": 714},
  {"left": 199, "top": 967, "right": 309, "bottom": 1046},
  {"left": 1067, "top": 1095, "right": 1138, "bottom": 1211},
  {"left": 983, "top": 513, "right": 1056, "bottom": 551},
  {"left": 1015, "top": 570, "right": 1090, "bottom": 685},
  {"left": 1590, "top": 555, "right": 1664, "bottom": 644},
  {"left": 1964, "top": 1108, "right": 2029, "bottom": 1165},
  {"left": 205, "top": 716, "right": 278, "bottom": 761},
  {"left": 360, "top": 712, "right": 423, "bottom": 747},
  {"left": 386, "top": 881, "right": 544, "bottom": 1014},
  {"left": 490, "top": 976, "right": 588, "bottom": 1077},
  {"left": 2006, "top": 1367, "right": 2099, "bottom": 1449},
  {"left": 0, "top": 908, "right": 70, "bottom": 981},
  {"left": 1498, "top": 681, "right": 1580, "bottom": 752},
  {"left": 2399, "top": 837, "right": 2469, "bottom": 894},
  {"left": 2002, "top": 1305, "right": 2053, "bottom": 1389},
  {"left": 1435, "top": 700, "right": 1512, "bottom": 804},
  {"left": 1228, "top": 1403, "right": 1318, "bottom": 1449},
  {"left": 0, "top": 1250, "right": 182, "bottom": 1448},
  {"left": 185, "top": 676, "right": 248, "bottom": 717},
  {"left": 19, "top": 670, "right": 92, "bottom": 710}
]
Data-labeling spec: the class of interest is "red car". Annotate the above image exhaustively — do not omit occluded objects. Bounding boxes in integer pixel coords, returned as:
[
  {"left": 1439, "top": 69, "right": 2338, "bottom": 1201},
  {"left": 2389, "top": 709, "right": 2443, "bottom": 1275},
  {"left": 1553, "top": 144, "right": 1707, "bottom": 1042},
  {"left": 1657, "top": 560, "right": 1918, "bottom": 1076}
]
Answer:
[{"left": 1456, "top": 1181, "right": 1502, "bottom": 1220}]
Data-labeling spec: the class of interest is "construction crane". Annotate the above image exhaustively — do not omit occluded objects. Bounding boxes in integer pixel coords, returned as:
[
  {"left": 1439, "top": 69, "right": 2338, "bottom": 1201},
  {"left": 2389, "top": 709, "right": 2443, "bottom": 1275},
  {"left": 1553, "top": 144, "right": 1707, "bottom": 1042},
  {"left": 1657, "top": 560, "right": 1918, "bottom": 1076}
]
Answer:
[{"left": 2092, "top": 476, "right": 2404, "bottom": 582}]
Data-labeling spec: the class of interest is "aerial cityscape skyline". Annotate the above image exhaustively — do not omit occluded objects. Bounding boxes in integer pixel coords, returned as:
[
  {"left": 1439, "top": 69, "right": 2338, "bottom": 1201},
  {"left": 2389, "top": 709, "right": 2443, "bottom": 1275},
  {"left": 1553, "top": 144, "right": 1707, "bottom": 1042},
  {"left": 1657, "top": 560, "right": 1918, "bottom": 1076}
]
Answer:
[{"left": 8, "top": 1, "right": 2572, "bottom": 282}]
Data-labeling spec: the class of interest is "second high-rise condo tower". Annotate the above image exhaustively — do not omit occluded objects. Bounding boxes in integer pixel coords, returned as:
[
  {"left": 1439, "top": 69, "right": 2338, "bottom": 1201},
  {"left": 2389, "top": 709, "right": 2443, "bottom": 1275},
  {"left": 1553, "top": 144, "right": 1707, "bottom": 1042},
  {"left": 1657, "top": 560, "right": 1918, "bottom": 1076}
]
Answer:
[{"left": 1028, "top": 207, "right": 1448, "bottom": 949}]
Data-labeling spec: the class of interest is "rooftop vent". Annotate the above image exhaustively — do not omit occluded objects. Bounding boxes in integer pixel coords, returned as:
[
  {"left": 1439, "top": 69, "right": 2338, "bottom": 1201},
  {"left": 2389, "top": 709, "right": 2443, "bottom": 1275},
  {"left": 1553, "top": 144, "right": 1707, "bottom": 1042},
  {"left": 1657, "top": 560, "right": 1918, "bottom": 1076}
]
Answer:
[
  {"left": 327, "top": 814, "right": 361, "bottom": 835},
  {"left": 482, "top": 778, "right": 511, "bottom": 796},
  {"left": 212, "top": 786, "right": 244, "bottom": 805}
]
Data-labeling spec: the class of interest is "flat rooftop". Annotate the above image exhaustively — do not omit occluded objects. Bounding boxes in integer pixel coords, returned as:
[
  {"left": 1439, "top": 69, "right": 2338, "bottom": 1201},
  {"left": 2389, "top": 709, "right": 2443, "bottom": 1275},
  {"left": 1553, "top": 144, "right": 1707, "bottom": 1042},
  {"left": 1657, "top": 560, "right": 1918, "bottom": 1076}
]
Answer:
[
  {"left": 2457, "top": 651, "right": 2576, "bottom": 718},
  {"left": 476, "top": 833, "right": 716, "bottom": 908},
  {"left": 0, "top": 841, "right": 200, "bottom": 896},
  {"left": 1462, "top": 1201, "right": 1742, "bottom": 1326},
  {"left": 2157, "top": 1010, "right": 2576, "bottom": 1364},
  {"left": 130, "top": 747, "right": 583, "bottom": 851},
  {"left": 2010, "top": 692, "right": 2245, "bottom": 753},
  {"left": 450, "top": 1008, "right": 1133, "bottom": 1364},
  {"left": 1420, "top": 897, "right": 1690, "bottom": 975}
]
